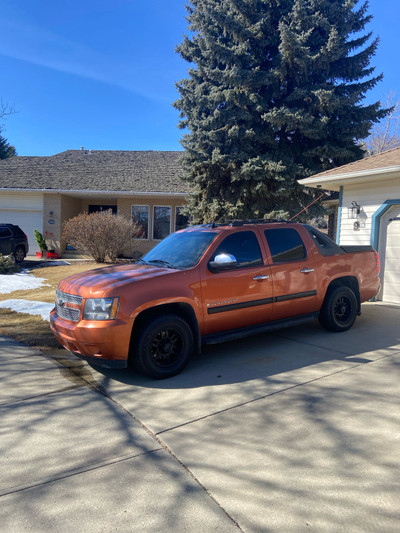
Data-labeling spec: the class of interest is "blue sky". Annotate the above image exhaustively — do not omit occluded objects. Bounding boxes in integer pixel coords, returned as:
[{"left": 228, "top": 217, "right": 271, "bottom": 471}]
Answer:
[{"left": 0, "top": 0, "right": 398, "bottom": 156}]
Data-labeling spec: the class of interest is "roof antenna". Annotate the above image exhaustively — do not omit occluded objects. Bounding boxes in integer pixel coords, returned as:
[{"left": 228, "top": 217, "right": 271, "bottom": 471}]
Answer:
[{"left": 289, "top": 192, "right": 327, "bottom": 221}]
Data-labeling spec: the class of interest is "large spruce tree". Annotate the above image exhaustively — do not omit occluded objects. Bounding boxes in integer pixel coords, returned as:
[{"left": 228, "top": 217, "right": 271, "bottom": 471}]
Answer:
[{"left": 174, "top": 0, "right": 387, "bottom": 222}]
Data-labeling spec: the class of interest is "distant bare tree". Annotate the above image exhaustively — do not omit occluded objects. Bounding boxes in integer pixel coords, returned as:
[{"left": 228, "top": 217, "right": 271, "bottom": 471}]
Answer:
[
  {"left": 362, "top": 92, "right": 400, "bottom": 156},
  {"left": 0, "top": 99, "right": 16, "bottom": 121},
  {"left": 0, "top": 98, "right": 17, "bottom": 158}
]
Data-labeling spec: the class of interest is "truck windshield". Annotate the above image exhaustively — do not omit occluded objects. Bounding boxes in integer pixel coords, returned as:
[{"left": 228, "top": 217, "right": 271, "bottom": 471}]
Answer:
[{"left": 140, "top": 230, "right": 217, "bottom": 269}]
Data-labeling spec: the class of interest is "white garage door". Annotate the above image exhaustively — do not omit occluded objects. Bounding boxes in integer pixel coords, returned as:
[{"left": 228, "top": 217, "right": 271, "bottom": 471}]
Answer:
[
  {"left": 0, "top": 192, "right": 44, "bottom": 256},
  {"left": 0, "top": 210, "right": 43, "bottom": 255},
  {"left": 383, "top": 217, "right": 400, "bottom": 304}
]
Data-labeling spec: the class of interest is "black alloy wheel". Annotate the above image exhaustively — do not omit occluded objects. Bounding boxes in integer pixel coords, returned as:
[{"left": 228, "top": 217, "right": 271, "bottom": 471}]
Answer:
[
  {"left": 150, "top": 327, "right": 184, "bottom": 367},
  {"left": 133, "top": 314, "right": 194, "bottom": 379},
  {"left": 333, "top": 295, "right": 352, "bottom": 324},
  {"left": 319, "top": 286, "right": 358, "bottom": 332}
]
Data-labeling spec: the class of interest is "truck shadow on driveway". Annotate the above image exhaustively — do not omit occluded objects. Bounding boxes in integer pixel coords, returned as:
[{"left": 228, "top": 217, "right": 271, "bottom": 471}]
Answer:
[{"left": 86, "top": 303, "right": 400, "bottom": 391}]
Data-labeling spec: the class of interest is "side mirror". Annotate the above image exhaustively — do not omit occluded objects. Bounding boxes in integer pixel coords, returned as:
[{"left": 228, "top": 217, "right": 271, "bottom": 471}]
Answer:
[{"left": 209, "top": 253, "right": 237, "bottom": 271}]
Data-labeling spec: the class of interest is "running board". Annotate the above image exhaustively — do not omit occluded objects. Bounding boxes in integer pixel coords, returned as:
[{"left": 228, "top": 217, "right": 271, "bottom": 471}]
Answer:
[{"left": 203, "top": 312, "right": 320, "bottom": 345}]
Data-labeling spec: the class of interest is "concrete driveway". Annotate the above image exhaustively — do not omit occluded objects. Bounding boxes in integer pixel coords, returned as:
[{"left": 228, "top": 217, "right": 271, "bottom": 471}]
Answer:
[{"left": 0, "top": 302, "right": 399, "bottom": 532}]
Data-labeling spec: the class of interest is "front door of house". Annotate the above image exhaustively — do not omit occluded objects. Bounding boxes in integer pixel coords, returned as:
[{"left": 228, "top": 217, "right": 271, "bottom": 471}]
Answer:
[{"left": 88, "top": 205, "right": 117, "bottom": 214}]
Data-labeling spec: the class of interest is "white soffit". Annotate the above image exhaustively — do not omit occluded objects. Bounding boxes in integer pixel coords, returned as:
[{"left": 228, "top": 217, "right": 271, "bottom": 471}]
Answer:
[{"left": 298, "top": 165, "right": 400, "bottom": 191}]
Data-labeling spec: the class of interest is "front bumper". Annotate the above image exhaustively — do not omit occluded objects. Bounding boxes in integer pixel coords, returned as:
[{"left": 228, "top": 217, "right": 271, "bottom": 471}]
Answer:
[
  {"left": 69, "top": 352, "right": 128, "bottom": 369},
  {"left": 50, "top": 309, "right": 131, "bottom": 369}
]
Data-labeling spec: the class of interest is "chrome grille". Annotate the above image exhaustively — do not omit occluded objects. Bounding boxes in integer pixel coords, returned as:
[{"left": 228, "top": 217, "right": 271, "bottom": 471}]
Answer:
[{"left": 55, "top": 289, "right": 83, "bottom": 322}]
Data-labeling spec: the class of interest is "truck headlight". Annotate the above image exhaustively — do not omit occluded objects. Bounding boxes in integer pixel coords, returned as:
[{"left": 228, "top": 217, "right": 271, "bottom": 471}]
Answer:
[{"left": 83, "top": 298, "right": 119, "bottom": 320}]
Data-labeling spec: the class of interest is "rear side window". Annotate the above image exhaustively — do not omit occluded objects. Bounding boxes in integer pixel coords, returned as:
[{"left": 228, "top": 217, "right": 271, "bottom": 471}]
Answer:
[
  {"left": 0, "top": 227, "right": 12, "bottom": 238},
  {"left": 211, "top": 231, "right": 263, "bottom": 268},
  {"left": 264, "top": 228, "right": 306, "bottom": 263},
  {"left": 304, "top": 225, "right": 344, "bottom": 256}
]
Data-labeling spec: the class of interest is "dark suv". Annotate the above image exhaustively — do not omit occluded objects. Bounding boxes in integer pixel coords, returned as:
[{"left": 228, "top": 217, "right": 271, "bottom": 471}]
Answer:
[{"left": 0, "top": 224, "right": 29, "bottom": 263}]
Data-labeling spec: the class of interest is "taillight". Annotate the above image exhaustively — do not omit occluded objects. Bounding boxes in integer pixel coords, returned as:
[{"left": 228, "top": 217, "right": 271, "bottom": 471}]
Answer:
[
  {"left": 24, "top": 233, "right": 28, "bottom": 239},
  {"left": 374, "top": 250, "right": 380, "bottom": 273}
]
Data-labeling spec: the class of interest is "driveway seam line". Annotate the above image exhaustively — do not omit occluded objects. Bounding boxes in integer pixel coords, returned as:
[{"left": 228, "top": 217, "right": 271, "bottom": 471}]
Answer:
[
  {"left": 64, "top": 365, "right": 245, "bottom": 532},
  {"left": 0, "top": 384, "right": 83, "bottom": 407},
  {"left": 157, "top": 351, "right": 400, "bottom": 435},
  {"left": 0, "top": 449, "right": 162, "bottom": 498},
  {"left": 271, "top": 331, "right": 392, "bottom": 356}
]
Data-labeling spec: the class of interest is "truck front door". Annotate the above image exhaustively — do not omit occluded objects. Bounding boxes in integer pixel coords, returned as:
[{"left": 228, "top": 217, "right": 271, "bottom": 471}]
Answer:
[{"left": 200, "top": 230, "right": 273, "bottom": 335}]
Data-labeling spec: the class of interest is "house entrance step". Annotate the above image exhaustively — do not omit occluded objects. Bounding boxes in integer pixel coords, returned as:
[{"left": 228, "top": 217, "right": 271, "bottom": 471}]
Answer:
[{"left": 62, "top": 250, "right": 92, "bottom": 260}]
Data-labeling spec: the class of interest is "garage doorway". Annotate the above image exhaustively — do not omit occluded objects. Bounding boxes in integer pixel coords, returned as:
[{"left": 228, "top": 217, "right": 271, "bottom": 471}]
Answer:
[
  {"left": 382, "top": 216, "right": 400, "bottom": 304},
  {"left": 0, "top": 210, "right": 43, "bottom": 255}
]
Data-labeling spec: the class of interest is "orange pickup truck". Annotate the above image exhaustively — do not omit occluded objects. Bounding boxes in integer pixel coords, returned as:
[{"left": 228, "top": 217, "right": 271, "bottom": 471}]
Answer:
[{"left": 50, "top": 221, "right": 380, "bottom": 378}]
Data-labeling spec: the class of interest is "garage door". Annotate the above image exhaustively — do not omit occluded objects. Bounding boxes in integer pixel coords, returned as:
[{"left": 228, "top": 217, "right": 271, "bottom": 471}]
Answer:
[
  {"left": 0, "top": 193, "right": 44, "bottom": 256},
  {"left": 382, "top": 217, "right": 400, "bottom": 304}
]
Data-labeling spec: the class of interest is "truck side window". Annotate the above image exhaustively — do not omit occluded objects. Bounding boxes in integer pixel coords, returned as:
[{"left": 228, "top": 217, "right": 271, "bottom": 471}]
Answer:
[
  {"left": 304, "top": 225, "right": 345, "bottom": 256},
  {"left": 264, "top": 228, "right": 306, "bottom": 263},
  {"left": 211, "top": 231, "right": 263, "bottom": 268}
]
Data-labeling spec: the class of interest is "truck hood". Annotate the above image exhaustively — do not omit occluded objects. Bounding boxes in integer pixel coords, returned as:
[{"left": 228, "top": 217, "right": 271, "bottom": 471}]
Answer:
[{"left": 58, "top": 263, "right": 178, "bottom": 298}]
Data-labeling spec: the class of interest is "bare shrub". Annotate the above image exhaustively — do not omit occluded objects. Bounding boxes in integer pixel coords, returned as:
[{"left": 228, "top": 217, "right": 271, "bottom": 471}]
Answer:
[{"left": 63, "top": 210, "right": 140, "bottom": 263}]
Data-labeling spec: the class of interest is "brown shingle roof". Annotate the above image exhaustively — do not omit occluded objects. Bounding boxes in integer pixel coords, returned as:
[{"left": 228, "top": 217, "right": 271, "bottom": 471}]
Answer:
[
  {"left": 309, "top": 146, "right": 400, "bottom": 179},
  {"left": 0, "top": 150, "right": 188, "bottom": 194}
]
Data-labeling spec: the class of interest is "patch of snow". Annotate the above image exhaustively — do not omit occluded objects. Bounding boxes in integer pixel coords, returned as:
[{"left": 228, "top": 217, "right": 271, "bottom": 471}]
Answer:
[
  {"left": 0, "top": 272, "right": 49, "bottom": 294},
  {"left": 0, "top": 299, "right": 54, "bottom": 321}
]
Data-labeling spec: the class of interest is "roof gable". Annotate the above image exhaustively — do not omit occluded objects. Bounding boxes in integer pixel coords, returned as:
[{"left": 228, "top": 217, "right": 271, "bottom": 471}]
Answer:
[
  {"left": 307, "top": 146, "right": 400, "bottom": 179},
  {"left": 299, "top": 146, "right": 400, "bottom": 190}
]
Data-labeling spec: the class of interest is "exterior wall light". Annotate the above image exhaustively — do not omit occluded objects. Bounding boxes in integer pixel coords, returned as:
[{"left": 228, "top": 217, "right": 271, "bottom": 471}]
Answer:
[{"left": 347, "top": 201, "right": 361, "bottom": 219}]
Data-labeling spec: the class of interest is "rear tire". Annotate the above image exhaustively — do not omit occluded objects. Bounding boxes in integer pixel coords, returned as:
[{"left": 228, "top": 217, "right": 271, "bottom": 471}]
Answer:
[
  {"left": 319, "top": 286, "right": 358, "bottom": 332},
  {"left": 14, "top": 246, "right": 25, "bottom": 263},
  {"left": 133, "top": 314, "right": 194, "bottom": 379}
]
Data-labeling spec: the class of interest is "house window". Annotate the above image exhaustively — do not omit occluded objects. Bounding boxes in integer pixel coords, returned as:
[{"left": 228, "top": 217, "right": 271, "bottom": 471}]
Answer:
[
  {"left": 175, "top": 207, "right": 190, "bottom": 231},
  {"left": 153, "top": 206, "right": 171, "bottom": 240},
  {"left": 132, "top": 205, "right": 149, "bottom": 239}
]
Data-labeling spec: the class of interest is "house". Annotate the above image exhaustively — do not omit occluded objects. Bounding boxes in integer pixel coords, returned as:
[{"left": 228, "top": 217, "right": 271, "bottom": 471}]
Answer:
[
  {"left": 299, "top": 146, "right": 400, "bottom": 305},
  {"left": 0, "top": 149, "right": 189, "bottom": 257}
]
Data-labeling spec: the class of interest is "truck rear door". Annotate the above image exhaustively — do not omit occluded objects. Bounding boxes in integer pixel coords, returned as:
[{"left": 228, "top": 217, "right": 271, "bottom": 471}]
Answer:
[{"left": 262, "top": 227, "right": 319, "bottom": 321}]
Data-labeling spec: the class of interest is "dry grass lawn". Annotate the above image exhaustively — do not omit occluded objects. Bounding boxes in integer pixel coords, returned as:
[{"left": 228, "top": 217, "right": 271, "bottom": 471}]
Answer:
[
  {"left": 0, "top": 309, "right": 61, "bottom": 350},
  {"left": 0, "top": 260, "right": 105, "bottom": 351},
  {"left": 0, "top": 261, "right": 103, "bottom": 304}
]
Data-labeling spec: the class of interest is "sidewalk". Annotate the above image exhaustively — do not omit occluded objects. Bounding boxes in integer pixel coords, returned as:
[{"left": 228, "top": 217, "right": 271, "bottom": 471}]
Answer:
[
  {"left": 1, "top": 303, "right": 400, "bottom": 532},
  {"left": 0, "top": 336, "right": 238, "bottom": 532}
]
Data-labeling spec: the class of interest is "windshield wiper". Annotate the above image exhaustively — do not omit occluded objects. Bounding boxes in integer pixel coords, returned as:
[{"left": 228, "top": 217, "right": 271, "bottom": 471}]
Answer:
[{"left": 146, "top": 259, "right": 176, "bottom": 269}]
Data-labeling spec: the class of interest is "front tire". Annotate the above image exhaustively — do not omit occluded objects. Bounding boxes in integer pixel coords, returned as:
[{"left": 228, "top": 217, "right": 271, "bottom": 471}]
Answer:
[
  {"left": 319, "top": 286, "right": 358, "bottom": 332},
  {"left": 133, "top": 314, "right": 194, "bottom": 379}
]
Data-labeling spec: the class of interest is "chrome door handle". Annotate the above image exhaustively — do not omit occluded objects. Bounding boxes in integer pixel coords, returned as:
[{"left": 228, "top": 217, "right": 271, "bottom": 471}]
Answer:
[
  {"left": 253, "top": 275, "right": 269, "bottom": 281},
  {"left": 300, "top": 268, "right": 314, "bottom": 274}
]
